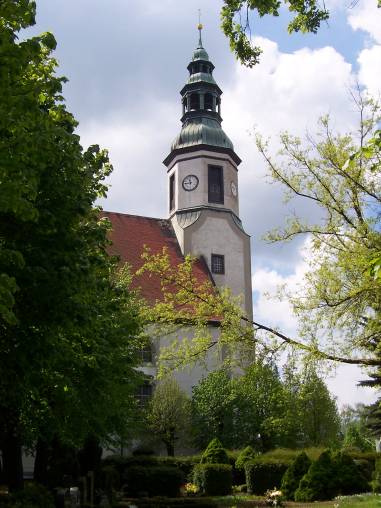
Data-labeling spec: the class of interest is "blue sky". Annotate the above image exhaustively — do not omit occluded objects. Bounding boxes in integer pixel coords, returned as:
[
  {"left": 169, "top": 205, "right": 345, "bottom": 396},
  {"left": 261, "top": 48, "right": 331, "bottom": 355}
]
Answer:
[{"left": 27, "top": 0, "right": 381, "bottom": 407}]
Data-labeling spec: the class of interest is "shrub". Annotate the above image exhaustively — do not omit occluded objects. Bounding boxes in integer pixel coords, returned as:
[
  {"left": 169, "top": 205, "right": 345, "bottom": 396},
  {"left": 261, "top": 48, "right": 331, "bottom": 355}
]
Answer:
[
  {"left": 103, "top": 454, "right": 199, "bottom": 482},
  {"left": 281, "top": 451, "right": 311, "bottom": 500},
  {"left": 98, "top": 465, "right": 120, "bottom": 497},
  {"left": 125, "top": 465, "right": 184, "bottom": 497},
  {"left": 294, "top": 450, "right": 337, "bottom": 502},
  {"left": 200, "top": 438, "right": 229, "bottom": 465},
  {"left": 9, "top": 483, "right": 54, "bottom": 508},
  {"left": 333, "top": 450, "right": 369, "bottom": 495},
  {"left": 245, "top": 458, "right": 290, "bottom": 495},
  {"left": 193, "top": 464, "right": 232, "bottom": 496},
  {"left": 372, "top": 458, "right": 381, "bottom": 493},
  {"left": 235, "top": 446, "right": 257, "bottom": 470}
]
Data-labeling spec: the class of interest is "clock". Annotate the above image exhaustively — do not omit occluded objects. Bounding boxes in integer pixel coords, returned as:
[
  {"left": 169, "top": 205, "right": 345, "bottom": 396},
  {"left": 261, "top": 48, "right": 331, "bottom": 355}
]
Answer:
[
  {"left": 182, "top": 174, "right": 199, "bottom": 191},
  {"left": 231, "top": 181, "right": 237, "bottom": 197}
]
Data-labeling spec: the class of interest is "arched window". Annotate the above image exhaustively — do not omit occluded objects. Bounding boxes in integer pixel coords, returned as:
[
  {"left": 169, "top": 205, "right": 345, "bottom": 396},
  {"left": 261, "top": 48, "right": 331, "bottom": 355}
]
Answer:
[
  {"left": 190, "top": 93, "right": 200, "bottom": 111},
  {"left": 204, "top": 93, "right": 213, "bottom": 111}
]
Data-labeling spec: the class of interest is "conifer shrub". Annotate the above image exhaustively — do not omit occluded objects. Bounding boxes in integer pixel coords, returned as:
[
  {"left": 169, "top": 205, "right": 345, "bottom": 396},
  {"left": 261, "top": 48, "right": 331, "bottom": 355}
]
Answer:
[
  {"left": 193, "top": 464, "right": 232, "bottom": 496},
  {"left": 200, "top": 438, "right": 229, "bottom": 464},
  {"left": 333, "top": 450, "right": 369, "bottom": 495},
  {"left": 371, "top": 458, "right": 381, "bottom": 493},
  {"left": 245, "top": 458, "right": 290, "bottom": 495},
  {"left": 125, "top": 465, "right": 184, "bottom": 497},
  {"left": 235, "top": 446, "right": 257, "bottom": 470},
  {"left": 281, "top": 451, "right": 311, "bottom": 500},
  {"left": 294, "top": 450, "right": 337, "bottom": 502}
]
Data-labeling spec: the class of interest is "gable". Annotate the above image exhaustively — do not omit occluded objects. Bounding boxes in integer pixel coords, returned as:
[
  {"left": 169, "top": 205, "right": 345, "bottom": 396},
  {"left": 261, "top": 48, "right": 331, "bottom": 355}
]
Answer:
[{"left": 101, "top": 211, "right": 213, "bottom": 304}]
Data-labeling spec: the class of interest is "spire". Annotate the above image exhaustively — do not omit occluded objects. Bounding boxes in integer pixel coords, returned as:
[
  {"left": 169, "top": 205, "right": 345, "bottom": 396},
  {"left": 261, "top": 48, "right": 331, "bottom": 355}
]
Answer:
[
  {"left": 197, "top": 9, "right": 203, "bottom": 48},
  {"left": 163, "top": 24, "right": 241, "bottom": 167}
]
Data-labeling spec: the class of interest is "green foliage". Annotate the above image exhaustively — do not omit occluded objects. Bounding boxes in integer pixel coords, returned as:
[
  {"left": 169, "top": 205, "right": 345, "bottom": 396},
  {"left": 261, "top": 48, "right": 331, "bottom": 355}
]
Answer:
[
  {"left": 294, "top": 450, "right": 337, "bottom": 501},
  {"left": 333, "top": 451, "right": 369, "bottom": 495},
  {"left": 235, "top": 446, "right": 257, "bottom": 470},
  {"left": 125, "top": 465, "right": 184, "bottom": 497},
  {"left": 257, "top": 101, "right": 381, "bottom": 368},
  {"left": 281, "top": 451, "right": 311, "bottom": 500},
  {"left": 245, "top": 458, "right": 290, "bottom": 495},
  {"left": 371, "top": 458, "right": 381, "bottom": 493},
  {"left": 0, "top": 0, "right": 143, "bottom": 488},
  {"left": 146, "top": 377, "right": 191, "bottom": 456},
  {"left": 297, "top": 369, "right": 341, "bottom": 447},
  {"left": 220, "top": 0, "right": 329, "bottom": 66},
  {"left": 192, "top": 370, "right": 235, "bottom": 448},
  {"left": 200, "top": 438, "right": 229, "bottom": 464},
  {"left": 343, "top": 426, "right": 373, "bottom": 452},
  {"left": 7, "top": 483, "right": 54, "bottom": 508},
  {"left": 193, "top": 463, "right": 232, "bottom": 496}
]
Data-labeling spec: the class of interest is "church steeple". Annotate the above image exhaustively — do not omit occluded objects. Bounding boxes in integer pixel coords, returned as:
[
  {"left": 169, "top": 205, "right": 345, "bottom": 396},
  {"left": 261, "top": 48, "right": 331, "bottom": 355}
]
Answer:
[
  {"left": 163, "top": 26, "right": 240, "bottom": 167},
  {"left": 163, "top": 27, "right": 252, "bottom": 321}
]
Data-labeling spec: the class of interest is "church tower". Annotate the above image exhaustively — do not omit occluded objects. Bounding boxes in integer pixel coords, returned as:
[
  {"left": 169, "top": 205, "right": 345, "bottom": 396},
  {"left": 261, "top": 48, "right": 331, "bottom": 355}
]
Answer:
[{"left": 163, "top": 25, "right": 253, "bottom": 320}]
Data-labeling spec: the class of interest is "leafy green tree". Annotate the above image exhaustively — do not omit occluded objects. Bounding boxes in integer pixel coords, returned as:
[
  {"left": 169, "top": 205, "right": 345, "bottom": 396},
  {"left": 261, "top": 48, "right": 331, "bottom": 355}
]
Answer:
[
  {"left": 146, "top": 377, "right": 191, "bottom": 456},
  {"left": 192, "top": 369, "right": 236, "bottom": 448},
  {"left": 220, "top": 1, "right": 380, "bottom": 67},
  {"left": 0, "top": 1, "right": 142, "bottom": 490},
  {"left": 297, "top": 369, "right": 340, "bottom": 447},
  {"left": 256, "top": 96, "right": 381, "bottom": 365},
  {"left": 233, "top": 362, "right": 287, "bottom": 450},
  {"left": 221, "top": 0, "right": 329, "bottom": 67}
]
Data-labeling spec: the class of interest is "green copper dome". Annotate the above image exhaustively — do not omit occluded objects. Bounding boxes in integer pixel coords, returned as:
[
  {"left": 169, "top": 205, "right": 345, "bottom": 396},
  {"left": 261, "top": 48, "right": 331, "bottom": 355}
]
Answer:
[
  {"left": 192, "top": 46, "right": 210, "bottom": 62},
  {"left": 187, "top": 71, "right": 216, "bottom": 86},
  {"left": 171, "top": 117, "right": 234, "bottom": 151},
  {"left": 164, "top": 26, "right": 240, "bottom": 166}
]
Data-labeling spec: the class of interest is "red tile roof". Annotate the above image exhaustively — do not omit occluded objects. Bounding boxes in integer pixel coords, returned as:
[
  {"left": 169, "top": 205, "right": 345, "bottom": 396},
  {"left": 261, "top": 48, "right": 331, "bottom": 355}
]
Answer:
[{"left": 101, "top": 211, "right": 213, "bottom": 304}]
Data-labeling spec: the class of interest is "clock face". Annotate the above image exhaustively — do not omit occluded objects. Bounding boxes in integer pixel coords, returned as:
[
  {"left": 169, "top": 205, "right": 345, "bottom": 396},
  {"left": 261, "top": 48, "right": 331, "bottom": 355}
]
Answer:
[
  {"left": 231, "top": 181, "right": 237, "bottom": 197},
  {"left": 182, "top": 174, "right": 199, "bottom": 191}
]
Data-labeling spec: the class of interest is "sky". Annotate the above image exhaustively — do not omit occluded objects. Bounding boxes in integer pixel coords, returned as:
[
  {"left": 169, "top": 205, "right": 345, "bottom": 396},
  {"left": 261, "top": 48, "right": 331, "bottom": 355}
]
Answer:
[{"left": 26, "top": 0, "right": 381, "bottom": 408}]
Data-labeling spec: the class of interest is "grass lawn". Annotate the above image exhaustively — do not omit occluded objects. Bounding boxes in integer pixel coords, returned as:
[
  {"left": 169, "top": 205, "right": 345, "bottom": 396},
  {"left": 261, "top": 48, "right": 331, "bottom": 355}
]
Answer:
[{"left": 118, "top": 493, "right": 381, "bottom": 507}]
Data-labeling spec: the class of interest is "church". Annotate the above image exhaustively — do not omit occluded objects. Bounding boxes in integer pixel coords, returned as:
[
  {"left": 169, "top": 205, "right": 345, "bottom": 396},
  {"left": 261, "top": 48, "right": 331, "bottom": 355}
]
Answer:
[{"left": 102, "top": 25, "right": 253, "bottom": 396}]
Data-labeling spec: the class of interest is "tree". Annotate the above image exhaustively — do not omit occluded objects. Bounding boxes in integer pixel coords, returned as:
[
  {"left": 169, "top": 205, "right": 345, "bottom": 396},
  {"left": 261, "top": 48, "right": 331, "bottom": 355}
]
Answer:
[
  {"left": 220, "top": 1, "right": 380, "bottom": 67},
  {"left": 297, "top": 369, "right": 341, "bottom": 447},
  {"left": 233, "top": 362, "right": 287, "bottom": 450},
  {"left": 0, "top": 1, "right": 142, "bottom": 490},
  {"left": 191, "top": 369, "right": 236, "bottom": 449},
  {"left": 256, "top": 96, "right": 381, "bottom": 365},
  {"left": 146, "top": 377, "right": 191, "bottom": 456}
]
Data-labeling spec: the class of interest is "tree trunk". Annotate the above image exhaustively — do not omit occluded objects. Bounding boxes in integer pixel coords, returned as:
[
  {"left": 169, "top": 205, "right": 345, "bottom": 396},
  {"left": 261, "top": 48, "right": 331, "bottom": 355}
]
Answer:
[
  {"left": 34, "top": 437, "right": 50, "bottom": 485},
  {"left": 2, "top": 431, "right": 24, "bottom": 491}
]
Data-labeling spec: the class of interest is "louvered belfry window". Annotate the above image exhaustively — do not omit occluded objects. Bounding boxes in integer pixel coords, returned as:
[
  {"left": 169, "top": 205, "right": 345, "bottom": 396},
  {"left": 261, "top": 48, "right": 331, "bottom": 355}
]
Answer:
[{"left": 208, "top": 165, "right": 224, "bottom": 204}]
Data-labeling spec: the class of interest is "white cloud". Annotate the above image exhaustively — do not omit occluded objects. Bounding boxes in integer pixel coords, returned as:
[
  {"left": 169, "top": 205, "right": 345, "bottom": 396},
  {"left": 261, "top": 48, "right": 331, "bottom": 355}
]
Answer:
[
  {"left": 357, "top": 45, "right": 381, "bottom": 97},
  {"left": 348, "top": 0, "right": 381, "bottom": 43}
]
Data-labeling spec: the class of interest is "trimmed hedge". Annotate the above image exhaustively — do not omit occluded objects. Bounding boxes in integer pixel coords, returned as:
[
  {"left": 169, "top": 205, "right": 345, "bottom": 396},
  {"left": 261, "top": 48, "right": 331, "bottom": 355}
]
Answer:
[
  {"left": 125, "top": 465, "right": 184, "bottom": 497},
  {"left": 193, "top": 464, "right": 233, "bottom": 496},
  {"left": 245, "top": 458, "right": 290, "bottom": 495},
  {"left": 6, "top": 483, "right": 54, "bottom": 508},
  {"left": 200, "top": 438, "right": 229, "bottom": 465},
  {"left": 333, "top": 451, "right": 369, "bottom": 495},
  {"left": 294, "top": 450, "right": 337, "bottom": 502}
]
